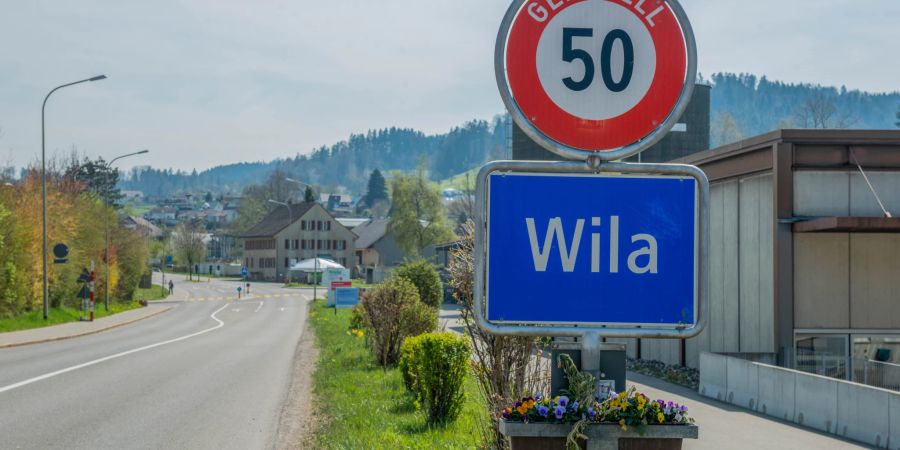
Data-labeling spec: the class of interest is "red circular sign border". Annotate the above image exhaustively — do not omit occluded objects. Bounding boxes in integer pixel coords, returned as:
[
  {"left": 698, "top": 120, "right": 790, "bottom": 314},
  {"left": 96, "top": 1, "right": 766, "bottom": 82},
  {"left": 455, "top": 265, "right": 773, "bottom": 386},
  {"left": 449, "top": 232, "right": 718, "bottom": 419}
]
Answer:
[{"left": 505, "top": 0, "right": 688, "bottom": 152}]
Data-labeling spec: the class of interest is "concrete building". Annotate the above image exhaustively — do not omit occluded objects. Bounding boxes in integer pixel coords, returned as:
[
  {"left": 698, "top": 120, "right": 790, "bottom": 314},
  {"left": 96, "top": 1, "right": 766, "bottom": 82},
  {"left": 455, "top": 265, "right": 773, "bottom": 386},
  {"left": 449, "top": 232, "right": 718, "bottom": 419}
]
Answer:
[
  {"left": 628, "top": 130, "right": 900, "bottom": 387},
  {"left": 240, "top": 202, "right": 357, "bottom": 281}
]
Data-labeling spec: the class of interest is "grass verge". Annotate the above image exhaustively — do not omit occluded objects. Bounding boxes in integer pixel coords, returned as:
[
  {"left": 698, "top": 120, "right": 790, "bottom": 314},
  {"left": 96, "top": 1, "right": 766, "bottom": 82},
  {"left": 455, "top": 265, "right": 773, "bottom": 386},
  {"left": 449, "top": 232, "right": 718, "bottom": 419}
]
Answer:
[
  {"left": 0, "top": 301, "right": 144, "bottom": 333},
  {"left": 134, "top": 284, "right": 169, "bottom": 302},
  {"left": 309, "top": 300, "right": 488, "bottom": 449}
]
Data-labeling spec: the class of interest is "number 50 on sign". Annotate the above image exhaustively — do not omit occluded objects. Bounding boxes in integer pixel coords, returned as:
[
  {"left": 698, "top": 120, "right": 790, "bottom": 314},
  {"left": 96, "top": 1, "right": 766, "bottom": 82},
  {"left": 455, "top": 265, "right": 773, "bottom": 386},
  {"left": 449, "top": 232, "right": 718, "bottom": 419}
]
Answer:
[{"left": 496, "top": 0, "right": 697, "bottom": 161}]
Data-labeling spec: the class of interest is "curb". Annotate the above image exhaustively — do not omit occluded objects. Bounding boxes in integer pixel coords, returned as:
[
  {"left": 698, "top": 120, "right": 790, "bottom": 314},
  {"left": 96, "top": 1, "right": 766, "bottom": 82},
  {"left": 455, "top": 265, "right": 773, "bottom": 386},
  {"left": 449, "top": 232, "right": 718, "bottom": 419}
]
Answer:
[{"left": 0, "top": 306, "right": 175, "bottom": 350}]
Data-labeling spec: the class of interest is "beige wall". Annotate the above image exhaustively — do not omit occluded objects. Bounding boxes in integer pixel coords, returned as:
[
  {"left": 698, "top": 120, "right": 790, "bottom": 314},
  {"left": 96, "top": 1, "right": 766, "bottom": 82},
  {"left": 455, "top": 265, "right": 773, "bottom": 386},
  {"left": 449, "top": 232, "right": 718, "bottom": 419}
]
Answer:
[
  {"left": 793, "top": 233, "right": 900, "bottom": 330},
  {"left": 276, "top": 205, "right": 357, "bottom": 275},
  {"left": 850, "top": 234, "right": 900, "bottom": 329},
  {"left": 660, "top": 173, "right": 775, "bottom": 368},
  {"left": 795, "top": 170, "right": 900, "bottom": 218}
]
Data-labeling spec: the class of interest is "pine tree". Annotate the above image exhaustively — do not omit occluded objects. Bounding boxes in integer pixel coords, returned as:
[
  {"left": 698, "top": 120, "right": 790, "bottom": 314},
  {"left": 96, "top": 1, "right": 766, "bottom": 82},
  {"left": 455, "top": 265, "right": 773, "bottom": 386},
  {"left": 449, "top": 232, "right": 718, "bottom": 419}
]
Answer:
[
  {"left": 304, "top": 186, "right": 315, "bottom": 203},
  {"left": 364, "top": 169, "right": 389, "bottom": 207}
]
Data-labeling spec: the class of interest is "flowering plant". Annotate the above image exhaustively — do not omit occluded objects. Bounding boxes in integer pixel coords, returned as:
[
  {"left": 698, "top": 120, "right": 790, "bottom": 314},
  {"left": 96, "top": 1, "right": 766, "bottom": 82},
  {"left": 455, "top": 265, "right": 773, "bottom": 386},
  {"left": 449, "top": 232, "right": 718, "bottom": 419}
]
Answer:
[
  {"left": 501, "top": 387, "right": 693, "bottom": 431},
  {"left": 501, "top": 394, "right": 596, "bottom": 425},
  {"left": 500, "top": 354, "right": 695, "bottom": 450}
]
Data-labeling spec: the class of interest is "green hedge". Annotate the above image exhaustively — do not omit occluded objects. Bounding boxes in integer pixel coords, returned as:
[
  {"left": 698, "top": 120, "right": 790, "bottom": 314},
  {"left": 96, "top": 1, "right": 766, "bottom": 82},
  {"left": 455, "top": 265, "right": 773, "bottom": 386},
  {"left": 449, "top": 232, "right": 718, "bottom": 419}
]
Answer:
[
  {"left": 394, "top": 260, "right": 443, "bottom": 308},
  {"left": 399, "top": 332, "right": 471, "bottom": 423}
]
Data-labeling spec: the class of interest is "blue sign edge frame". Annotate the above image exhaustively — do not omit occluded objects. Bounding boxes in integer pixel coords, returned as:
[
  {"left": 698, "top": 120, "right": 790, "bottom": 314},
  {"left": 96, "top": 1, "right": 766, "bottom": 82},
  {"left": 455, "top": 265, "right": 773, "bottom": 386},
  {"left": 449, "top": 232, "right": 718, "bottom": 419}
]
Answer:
[{"left": 474, "top": 160, "right": 710, "bottom": 339}]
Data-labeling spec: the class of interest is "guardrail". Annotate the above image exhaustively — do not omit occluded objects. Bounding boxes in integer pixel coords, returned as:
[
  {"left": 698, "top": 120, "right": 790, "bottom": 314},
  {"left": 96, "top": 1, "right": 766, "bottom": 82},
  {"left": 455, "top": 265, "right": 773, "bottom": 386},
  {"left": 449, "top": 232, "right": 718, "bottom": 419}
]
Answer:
[
  {"left": 700, "top": 352, "right": 900, "bottom": 449},
  {"left": 853, "top": 358, "right": 900, "bottom": 392}
]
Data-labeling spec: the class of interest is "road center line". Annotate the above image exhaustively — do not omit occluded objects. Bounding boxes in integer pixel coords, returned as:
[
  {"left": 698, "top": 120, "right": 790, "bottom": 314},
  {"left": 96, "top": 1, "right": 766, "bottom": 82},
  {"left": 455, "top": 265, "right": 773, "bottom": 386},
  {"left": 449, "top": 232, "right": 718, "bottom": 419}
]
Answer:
[{"left": 0, "top": 303, "right": 231, "bottom": 395}]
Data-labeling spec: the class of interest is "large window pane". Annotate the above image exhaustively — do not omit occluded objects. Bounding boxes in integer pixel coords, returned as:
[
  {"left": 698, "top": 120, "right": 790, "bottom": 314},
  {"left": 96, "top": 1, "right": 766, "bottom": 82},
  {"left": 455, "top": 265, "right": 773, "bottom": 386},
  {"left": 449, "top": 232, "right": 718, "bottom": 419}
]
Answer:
[
  {"left": 852, "top": 335, "right": 900, "bottom": 391},
  {"left": 795, "top": 335, "right": 848, "bottom": 380}
]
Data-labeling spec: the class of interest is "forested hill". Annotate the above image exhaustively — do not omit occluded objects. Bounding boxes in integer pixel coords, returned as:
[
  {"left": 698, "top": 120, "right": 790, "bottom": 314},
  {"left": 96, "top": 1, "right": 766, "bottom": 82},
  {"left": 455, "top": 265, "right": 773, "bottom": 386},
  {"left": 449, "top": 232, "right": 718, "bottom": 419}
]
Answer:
[
  {"left": 707, "top": 73, "right": 900, "bottom": 146},
  {"left": 121, "top": 73, "right": 900, "bottom": 197},
  {"left": 121, "top": 118, "right": 509, "bottom": 197}
]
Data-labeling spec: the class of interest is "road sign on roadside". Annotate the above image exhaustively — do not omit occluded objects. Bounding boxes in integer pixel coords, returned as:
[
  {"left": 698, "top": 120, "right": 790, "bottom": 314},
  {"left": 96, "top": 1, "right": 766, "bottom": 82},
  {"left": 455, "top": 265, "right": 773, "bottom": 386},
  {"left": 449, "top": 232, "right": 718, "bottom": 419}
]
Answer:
[
  {"left": 474, "top": 161, "right": 708, "bottom": 338},
  {"left": 335, "top": 287, "right": 360, "bottom": 309},
  {"left": 241, "top": 267, "right": 249, "bottom": 278},
  {"left": 496, "top": 0, "right": 696, "bottom": 161},
  {"left": 53, "top": 243, "right": 69, "bottom": 264}
]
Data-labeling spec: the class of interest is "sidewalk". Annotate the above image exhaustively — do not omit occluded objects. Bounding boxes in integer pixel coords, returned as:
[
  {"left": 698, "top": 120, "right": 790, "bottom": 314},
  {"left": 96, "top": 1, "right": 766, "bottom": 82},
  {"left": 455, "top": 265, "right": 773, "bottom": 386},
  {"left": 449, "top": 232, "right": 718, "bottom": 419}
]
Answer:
[
  {"left": 0, "top": 305, "right": 174, "bottom": 349},
  {"left": 627, "top": 372, "right": 866, "bottom": 449}
]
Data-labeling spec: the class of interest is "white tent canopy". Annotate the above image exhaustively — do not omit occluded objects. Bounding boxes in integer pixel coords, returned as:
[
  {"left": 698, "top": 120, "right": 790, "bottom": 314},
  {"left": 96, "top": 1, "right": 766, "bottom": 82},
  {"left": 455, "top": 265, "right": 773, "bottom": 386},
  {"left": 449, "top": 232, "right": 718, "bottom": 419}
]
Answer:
[{"left": 289, "top": 257, "right": 345, "bottom": 272}]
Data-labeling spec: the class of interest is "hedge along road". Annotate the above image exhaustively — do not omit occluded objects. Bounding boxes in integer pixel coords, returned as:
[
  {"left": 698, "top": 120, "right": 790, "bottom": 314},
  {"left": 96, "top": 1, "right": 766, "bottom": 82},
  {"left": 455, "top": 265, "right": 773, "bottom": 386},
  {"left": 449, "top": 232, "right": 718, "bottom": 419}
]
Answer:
[{"left": 0, "top": 277, "right": 313, "bottom": 450}]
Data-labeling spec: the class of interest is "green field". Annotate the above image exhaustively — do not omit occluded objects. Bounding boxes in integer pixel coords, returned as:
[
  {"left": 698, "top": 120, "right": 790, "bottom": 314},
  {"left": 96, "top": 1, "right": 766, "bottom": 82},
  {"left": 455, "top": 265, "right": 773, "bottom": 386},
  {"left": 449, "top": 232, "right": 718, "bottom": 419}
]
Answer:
[
  {"left": 438, "top": 168, "right": 479, "bottom": 191},
  {"left": 309, "top": 300, "right": 488, "bottom": 449},
  {"left": 134, "top": 284, "right": 169, "bottom": 302}
]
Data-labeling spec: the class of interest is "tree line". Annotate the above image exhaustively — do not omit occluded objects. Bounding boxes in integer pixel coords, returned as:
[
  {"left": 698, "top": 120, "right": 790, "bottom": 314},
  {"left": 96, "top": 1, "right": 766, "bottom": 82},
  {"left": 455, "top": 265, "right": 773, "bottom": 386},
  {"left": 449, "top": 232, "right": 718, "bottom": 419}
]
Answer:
[{"left": 116, "top": 73, "right": 900, "bottom": 199}]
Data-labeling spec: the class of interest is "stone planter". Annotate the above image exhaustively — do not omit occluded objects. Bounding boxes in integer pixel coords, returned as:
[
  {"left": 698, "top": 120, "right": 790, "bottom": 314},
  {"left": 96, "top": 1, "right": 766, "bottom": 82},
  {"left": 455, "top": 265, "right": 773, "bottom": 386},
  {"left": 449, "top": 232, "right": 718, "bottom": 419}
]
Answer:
[{"left": 499, "top": 421, "right": 698, "bottom": 450}]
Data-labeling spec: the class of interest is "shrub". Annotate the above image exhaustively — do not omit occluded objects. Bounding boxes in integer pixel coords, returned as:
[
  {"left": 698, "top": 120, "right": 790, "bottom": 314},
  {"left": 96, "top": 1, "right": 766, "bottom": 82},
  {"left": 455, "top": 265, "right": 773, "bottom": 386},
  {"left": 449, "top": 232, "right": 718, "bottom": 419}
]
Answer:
[
  {"left": 404, "top": 332, "right": 471, "bottom": 423},
  {"left": 359, "top": 277, "right": 437, "bottom": 365},
  {"left": 399, "top": 334, "right": 424, "bottom": 392},
  {"left": 394, "top": 259, "right": 443, "bottom": 308}
]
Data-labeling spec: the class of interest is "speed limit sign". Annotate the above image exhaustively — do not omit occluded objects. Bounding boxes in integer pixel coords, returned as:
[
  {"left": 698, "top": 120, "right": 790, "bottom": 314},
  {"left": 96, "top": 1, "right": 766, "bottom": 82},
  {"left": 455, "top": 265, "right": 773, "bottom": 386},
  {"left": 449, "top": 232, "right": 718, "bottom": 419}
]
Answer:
[{"left": 496, "top": 0, "right": 697, "bottom": 161}]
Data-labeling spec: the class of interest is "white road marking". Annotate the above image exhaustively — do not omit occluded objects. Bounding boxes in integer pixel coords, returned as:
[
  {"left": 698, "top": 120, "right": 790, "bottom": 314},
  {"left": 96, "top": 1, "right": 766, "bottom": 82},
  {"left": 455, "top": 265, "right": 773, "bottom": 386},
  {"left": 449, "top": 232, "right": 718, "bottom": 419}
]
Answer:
[
  {"left": 232, "top": 309, "right": 241, "bottom": 312},
  {"left": 280, "top": 307, "right": 286, "bottom": 312},
  {"left": 254, "top": 302, "right": 263, "bottom": 313},
  {"left": 0, "top": 304, "right": 231, "bottom": 395}
]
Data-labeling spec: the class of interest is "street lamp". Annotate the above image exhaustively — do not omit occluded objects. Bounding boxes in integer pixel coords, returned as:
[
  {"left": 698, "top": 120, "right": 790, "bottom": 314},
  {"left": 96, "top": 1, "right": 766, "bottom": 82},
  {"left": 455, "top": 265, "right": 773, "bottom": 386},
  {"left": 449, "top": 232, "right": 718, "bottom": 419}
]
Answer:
[
  {"left": 285, "top": 178, "right": 321, "bottom": 300},
  {"left": 105, "top": 149, "right": 149, "bottom": 312},
  {"left": 42, "top": 74, "right": 107, "bottom": 320}
]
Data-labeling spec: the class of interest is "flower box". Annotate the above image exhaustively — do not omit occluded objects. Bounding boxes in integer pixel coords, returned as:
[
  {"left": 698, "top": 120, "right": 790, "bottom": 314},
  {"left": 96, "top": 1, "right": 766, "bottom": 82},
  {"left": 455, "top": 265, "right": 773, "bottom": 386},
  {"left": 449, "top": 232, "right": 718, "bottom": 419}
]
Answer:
[{"left": 499, "top": 421, "right": 698, "bottom": 450}]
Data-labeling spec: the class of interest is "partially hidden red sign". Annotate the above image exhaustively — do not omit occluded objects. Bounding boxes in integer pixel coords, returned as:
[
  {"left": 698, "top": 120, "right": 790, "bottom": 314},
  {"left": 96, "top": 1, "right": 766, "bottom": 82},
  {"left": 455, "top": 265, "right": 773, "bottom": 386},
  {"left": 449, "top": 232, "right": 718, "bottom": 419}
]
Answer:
[{"left": 503, "top": 0, "right": 689, "bottom": 152}]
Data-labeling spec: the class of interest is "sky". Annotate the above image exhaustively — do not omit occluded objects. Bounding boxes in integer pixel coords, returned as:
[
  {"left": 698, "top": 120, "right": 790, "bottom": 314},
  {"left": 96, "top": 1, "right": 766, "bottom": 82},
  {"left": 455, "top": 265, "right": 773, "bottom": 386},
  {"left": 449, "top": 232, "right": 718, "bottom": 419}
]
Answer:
[{"left": 1, "top": 0, "right": 899, "bottom": 173}]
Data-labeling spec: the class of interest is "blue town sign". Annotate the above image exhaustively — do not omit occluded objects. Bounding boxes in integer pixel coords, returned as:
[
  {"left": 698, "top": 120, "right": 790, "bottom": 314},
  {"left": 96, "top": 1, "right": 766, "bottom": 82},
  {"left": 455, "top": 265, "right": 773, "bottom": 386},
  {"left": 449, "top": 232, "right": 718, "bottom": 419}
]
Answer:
[{"left": 475, "top": 161, "right": 709, "bottom": 337}]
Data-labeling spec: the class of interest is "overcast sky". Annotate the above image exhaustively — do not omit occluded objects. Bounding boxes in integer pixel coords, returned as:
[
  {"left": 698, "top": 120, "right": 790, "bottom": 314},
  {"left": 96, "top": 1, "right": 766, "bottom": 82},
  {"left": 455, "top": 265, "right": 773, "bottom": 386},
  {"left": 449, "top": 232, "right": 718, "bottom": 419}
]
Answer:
[{"left": 1, "top": 0, "right": 898, "bottom": 172}]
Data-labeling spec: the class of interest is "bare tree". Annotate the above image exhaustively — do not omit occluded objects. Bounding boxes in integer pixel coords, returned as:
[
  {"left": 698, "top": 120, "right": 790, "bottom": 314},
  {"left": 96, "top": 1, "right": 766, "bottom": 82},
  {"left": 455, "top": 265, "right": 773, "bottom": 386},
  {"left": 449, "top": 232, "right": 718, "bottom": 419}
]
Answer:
[
  {"left": 449, "top": 221, "right": 547, "bottom": 449},
  {"left": 172, "top": 220, "right": 207, "bottom": 281},
  {"left": 710, "top": 111, "right": 744, "bottom": 147},
  {"left": 794, "top": 92, "right": 856, "bottom": 129}
]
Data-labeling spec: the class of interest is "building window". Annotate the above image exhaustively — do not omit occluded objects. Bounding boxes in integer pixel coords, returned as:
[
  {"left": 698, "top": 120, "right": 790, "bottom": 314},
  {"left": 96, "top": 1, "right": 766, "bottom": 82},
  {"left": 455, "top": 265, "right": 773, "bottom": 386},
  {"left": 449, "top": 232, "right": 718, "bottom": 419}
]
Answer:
[
  {"left": 285, "top": 239, "right": 290, "bottom": 250},
  {"left": 301, "top": 220, "right": 307, "bottom": 230},
  {"left": 317, "top": 220, "right": 322, "bottom": 231},
  {"left": 326, "top": 221, "right": 332, "bottom": 231},
  {"left": 285, "top": 258, "right": 289, "bottom": 268},
  {"left": 317, "top": 239, "right": 322, "bottom": 250},
  {"left": 326, "top": 240, "right": 332, "bottom": 250},
  {"left": 795, "top": 334, "right": 849, "bottom": 380},
  {"left": 301, "top": 240, "right": 307, "bottom": 250}
]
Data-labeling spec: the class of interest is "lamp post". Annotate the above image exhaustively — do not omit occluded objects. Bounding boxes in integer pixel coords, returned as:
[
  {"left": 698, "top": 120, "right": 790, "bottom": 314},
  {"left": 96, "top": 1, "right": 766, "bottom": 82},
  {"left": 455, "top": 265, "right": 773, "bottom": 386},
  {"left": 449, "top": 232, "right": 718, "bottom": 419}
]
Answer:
[
  {"left": 285, "top": 178, "right": 320, "bottom": 300},
  {"left": 42, "top": 74, "right": 107, "bottom": 320},
  {"left": 105, "top": 149, "right": 149, "bottom": 311},
  {"left": 268, "top": 200, "right": 293, "bottom": 283}
]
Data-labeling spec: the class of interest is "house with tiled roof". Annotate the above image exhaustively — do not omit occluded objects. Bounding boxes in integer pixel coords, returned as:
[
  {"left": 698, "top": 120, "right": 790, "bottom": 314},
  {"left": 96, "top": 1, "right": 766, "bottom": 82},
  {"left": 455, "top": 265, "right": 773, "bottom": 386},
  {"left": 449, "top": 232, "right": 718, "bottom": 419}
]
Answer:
[{"left": 239, "top": 202, "right": 356, "bottom": 281}]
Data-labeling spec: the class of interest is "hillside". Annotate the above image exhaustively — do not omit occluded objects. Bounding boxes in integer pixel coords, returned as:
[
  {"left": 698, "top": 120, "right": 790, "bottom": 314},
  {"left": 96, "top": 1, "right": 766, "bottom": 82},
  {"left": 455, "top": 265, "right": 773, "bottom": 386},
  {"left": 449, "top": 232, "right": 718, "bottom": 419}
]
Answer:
[{"left": 120, "top": 73, "right": 900, "bottom": 198}]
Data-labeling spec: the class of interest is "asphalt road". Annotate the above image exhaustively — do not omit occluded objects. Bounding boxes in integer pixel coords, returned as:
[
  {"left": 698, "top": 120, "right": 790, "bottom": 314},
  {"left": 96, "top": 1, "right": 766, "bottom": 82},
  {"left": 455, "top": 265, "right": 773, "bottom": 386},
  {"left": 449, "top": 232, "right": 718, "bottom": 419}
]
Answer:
[{"left": 0, "top": 276, "right": 312, "bottom": 450}]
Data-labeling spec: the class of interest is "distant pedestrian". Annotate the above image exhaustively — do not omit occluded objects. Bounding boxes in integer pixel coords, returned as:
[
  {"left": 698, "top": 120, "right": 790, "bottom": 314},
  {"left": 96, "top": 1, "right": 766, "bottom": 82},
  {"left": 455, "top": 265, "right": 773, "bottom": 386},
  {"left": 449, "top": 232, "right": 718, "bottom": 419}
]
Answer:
[{"left": 168, "top": 280, "right": 174, "bottom": 295}]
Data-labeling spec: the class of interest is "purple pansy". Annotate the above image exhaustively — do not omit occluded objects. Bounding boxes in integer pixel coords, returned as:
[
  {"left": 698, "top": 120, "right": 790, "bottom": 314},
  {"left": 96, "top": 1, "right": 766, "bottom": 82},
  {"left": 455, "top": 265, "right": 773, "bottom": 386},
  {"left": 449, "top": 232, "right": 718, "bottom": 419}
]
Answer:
[
  {"left": 557, "top": 396, "right": 569, "bottom": 408},
  {"left": 538, "top": 405, "right": 549, "bottom": 417},
  {"left": 554, "top": 406, "right": 566, "bottom": 419}
]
